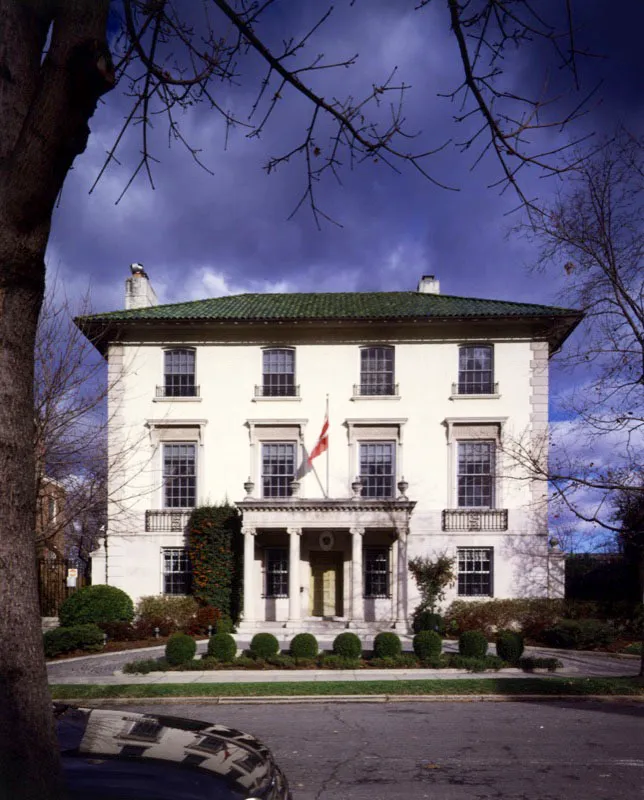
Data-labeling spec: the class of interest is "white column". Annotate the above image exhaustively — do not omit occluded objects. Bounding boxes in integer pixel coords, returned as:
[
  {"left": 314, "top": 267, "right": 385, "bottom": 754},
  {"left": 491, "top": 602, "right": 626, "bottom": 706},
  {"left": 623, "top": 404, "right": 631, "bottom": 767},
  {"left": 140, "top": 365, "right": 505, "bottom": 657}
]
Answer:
[
  {"left": 287, "top": 527, "right": 302, "bottom": 621},
  {"left": 391, "top": 535, "right": 399, "bottom": 625},
  {"left": 242, "top": 527, "right": 256, "bottom": 622},
  {"left": 350, "top": 526, "right": 365, "bottom": 622},
  {"left": 396, "top": 525, "right": 408, "bottom": 626}
]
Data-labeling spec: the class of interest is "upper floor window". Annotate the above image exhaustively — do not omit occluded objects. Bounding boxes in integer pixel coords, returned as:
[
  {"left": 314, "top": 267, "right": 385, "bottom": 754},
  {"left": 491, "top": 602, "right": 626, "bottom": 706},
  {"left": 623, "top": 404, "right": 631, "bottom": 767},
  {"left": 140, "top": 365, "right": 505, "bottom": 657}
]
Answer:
[
  {"left": 262, "top": 442, "right": 296, "bottom": 497},
  {"left": 457, "top": 441, "right": 495, "bottom": 508},
  {"left": 359, "top": 441, "right": 395, "bottom": 498},
  {"left": 358, "top": 346, "right": 395, "bottom": 396},
  {"left": 163, "top": 349, "right": 196, "bottom": 397},
  {"left": 163, "top": 443, "right": 196, "bottom": 508},
  {"left": 364, "top": 548, "right": 390, "bottom": 598},
  {"left": 458, "top": 345, "right": 494, "bottom": 395},
  {"left": 262, "top": 348, "right": 296, "bottom": 397}
]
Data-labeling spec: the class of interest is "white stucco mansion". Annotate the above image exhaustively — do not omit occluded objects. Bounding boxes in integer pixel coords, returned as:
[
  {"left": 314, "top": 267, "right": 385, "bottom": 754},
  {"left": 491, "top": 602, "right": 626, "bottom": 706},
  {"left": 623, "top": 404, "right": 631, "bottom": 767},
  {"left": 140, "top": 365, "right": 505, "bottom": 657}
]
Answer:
[{"left": 79, "top": 269, "right": 580, "bottom": 633}]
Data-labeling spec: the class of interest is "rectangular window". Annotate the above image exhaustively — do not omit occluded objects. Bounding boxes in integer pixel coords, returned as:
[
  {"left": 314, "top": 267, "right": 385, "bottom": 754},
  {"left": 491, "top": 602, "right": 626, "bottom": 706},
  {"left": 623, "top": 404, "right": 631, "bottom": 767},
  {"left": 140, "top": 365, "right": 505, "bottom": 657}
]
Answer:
[
  {"left": 360, "top": 347, "right": 395, "bottom": 395},
  {"left": 457, "top": 441, "right": 494, "bottom": 507},
  {"left": 265, "top": 548, "right": 289, "bottom": 597},
  {"left": 164, "top": 349, "right": 196, "bottom": 397},
  {"left": 262, "top": 349, "right": 296, "bottom": 397},
  {"left": 163, "top": 443, "right": 196, "bottom": 508},
  {"left": 359, "top": 442, "right": 395, "bottom": 498},
  {"left": 364, "top": 548, "right": 390, "bottom": 598},
  {"left": 163, "top": 547, "right": 192, "bottom": 595},
  {"left": 458, "top": 345, "right": 494, "bottom": 394},
  {"left": 458, "top": 548, "right": 493, "bottom": 596},
  {"left": 262, "top": 442, "right": 296, "bottom": 497}
]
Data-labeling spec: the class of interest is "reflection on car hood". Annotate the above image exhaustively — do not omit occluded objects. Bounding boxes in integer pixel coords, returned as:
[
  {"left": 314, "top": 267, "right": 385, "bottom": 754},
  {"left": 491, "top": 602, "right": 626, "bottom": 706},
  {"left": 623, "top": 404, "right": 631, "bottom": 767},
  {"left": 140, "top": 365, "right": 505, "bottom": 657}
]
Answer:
[{"left": 55, "top": 704, "right": 290, "bottom": 799}]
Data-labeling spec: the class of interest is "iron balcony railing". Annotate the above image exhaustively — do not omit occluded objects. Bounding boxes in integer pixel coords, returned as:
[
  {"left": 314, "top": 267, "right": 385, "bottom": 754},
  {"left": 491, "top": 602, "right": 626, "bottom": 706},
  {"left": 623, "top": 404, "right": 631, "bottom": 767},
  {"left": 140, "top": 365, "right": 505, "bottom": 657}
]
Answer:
[
  {"left": 353, "top": 383, "right": 399, "bottom": 397},
  {"left": 442, "top": 508, "right": 508, "bottom": 531},
  {"left": 451, "top": 381, "right": 499, "bottom": 396},
  {"left": 145, "top": 509, "right": 192, "bottom": 532},
  {"left": 254, "top": 384, "right": 300, "bottom": 398},
  {"left": 155, "top": 385, "right": 200, "bottom": 398}
]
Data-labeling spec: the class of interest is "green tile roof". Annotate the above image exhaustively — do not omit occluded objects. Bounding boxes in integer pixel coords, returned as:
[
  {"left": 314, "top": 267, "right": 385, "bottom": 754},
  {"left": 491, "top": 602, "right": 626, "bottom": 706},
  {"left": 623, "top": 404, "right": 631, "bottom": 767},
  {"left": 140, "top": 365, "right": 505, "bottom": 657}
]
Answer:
[{"left": 78, "top": 291, "right": 579, "bottom": 323}]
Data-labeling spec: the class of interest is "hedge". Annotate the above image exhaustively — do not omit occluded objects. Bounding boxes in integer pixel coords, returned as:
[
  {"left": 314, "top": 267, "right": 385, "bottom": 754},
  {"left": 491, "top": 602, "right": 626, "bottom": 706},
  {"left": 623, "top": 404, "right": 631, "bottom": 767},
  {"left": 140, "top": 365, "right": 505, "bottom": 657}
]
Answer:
[{"left": 44, "top": 624, "right": 104, "bottom": 657}]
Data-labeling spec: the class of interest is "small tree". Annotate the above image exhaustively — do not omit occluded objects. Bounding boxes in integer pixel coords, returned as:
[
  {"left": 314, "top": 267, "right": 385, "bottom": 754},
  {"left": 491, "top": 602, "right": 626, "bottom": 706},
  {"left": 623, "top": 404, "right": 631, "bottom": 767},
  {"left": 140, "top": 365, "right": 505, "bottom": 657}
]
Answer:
[
  {"left": 187, "top": 504, "right": 243, "bottom": 622},
  {"left": 408, "top": 554, "right": 456, "bottom": 618}
]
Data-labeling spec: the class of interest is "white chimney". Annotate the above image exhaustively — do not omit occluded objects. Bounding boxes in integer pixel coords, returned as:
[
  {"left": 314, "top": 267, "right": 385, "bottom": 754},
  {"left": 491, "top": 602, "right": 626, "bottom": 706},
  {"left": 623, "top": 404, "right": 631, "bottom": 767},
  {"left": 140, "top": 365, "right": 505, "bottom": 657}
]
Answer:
[
  {"left": 125, "top": 263, "right": 158, "bottom": 310},
  {"left": 417, "top": 274, "right": 440, "bottom": 294}
]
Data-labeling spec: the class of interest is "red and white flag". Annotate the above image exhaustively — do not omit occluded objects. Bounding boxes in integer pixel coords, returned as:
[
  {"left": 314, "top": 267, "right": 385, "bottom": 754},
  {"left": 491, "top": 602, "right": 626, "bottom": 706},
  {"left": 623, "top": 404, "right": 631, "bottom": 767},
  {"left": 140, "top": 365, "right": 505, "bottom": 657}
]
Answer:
[{"left": 308, "top": 413, "right": 329, "bottom": 465}]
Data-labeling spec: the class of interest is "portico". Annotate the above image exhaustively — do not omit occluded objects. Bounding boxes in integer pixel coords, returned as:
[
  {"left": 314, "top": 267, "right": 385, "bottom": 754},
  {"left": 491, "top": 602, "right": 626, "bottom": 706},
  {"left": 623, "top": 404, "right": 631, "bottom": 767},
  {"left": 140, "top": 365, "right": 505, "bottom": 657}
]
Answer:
[{"left": 236, "top": 497, "right": 415, "bottom": 633}]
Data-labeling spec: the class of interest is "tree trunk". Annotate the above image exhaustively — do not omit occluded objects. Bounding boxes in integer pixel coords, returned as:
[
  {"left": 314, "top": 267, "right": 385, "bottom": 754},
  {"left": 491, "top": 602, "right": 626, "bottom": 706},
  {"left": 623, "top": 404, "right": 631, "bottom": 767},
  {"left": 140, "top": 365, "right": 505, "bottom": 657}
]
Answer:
[{"left": 0, "top": 246, "right": 63, "bottom": 798}]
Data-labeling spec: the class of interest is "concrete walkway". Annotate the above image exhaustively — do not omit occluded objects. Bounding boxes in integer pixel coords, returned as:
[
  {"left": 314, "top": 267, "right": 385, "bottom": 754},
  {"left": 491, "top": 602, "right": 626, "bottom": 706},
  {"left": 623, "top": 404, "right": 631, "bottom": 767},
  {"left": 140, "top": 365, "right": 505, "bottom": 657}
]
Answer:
[{"left": 46, "top": 636, "right": 641, "bottom": 685}]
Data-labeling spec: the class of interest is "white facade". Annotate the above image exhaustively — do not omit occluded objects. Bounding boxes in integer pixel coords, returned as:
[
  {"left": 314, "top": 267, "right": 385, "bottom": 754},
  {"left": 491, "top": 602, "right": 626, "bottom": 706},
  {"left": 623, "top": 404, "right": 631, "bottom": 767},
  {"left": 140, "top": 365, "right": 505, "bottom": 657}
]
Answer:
[{"left": 87, "top": 272, "right": 575, "bottom": 632}]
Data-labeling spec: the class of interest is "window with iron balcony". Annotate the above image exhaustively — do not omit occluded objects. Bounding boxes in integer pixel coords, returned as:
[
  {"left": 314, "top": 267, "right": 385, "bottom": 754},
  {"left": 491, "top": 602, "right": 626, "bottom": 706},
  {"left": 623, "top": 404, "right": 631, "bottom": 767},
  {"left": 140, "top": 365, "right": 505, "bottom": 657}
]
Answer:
[
  {"left": 159, "top": 349, "right": 199, "bottom": 397},
  {"left": 355, "top": 346, "right": 397, "bottom": 396},
  {"left": 259, "top": 348, "right": 298, "bottom": 397},
  {"left": 454, "top": 344, "right": 497, "bottom": 396}
]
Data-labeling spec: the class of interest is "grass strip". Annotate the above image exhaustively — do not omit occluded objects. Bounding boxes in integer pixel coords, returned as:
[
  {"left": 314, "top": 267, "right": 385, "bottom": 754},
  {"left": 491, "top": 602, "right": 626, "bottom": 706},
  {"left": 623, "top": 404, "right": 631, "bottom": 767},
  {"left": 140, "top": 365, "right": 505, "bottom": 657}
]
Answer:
[{"left": 50, "top": 677, "right": 643, "bottom": 700}]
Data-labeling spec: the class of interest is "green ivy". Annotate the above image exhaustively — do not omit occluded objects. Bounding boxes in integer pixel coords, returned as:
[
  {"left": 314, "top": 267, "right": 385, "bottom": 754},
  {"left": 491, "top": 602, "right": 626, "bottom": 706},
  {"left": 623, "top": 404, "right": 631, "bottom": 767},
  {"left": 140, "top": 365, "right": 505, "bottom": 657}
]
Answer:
[{"left": 187, "top": 504, "right": 243, "bottom": 622}]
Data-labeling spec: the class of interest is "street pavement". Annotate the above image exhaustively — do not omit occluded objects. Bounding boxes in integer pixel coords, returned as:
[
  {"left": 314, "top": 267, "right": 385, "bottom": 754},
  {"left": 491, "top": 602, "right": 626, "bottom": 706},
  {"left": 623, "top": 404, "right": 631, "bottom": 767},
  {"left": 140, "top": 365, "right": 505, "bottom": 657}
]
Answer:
[{"left": 120, "top": 699, "right": 644, "bottom": 799}]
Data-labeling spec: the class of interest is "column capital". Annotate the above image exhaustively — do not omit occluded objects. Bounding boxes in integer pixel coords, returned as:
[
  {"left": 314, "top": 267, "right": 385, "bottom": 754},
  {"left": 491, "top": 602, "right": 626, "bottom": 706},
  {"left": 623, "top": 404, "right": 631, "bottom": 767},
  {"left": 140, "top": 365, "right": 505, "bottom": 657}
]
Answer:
[
  {"left": 241, "top": 526, "right": 256, "bottom": 537},
  {"left": 350, "top": 526, "right": 365, "bottom": 537},
  {"left": 395, "top": 524, "right": 409, "bottom": 539},
  {"left": 287, "top": 526, "right": 302, "bottom": 536}
]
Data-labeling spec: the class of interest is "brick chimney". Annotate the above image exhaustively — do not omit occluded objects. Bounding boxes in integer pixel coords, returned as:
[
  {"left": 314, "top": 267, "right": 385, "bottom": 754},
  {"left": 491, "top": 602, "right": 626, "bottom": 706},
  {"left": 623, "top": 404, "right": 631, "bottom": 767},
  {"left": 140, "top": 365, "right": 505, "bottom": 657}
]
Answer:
[
  {"left": 417, "top": 274, "right": 440, "bottom": 294},
  {"left": 125, "top": 263, "right": 158, "bottom": 309}
]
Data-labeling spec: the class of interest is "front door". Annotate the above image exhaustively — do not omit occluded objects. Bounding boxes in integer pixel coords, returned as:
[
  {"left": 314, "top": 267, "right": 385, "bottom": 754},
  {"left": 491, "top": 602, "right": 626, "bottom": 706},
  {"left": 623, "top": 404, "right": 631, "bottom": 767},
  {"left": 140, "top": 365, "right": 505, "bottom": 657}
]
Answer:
[{"left": 309, "top": 552, "right": 343, "bottom": 617}]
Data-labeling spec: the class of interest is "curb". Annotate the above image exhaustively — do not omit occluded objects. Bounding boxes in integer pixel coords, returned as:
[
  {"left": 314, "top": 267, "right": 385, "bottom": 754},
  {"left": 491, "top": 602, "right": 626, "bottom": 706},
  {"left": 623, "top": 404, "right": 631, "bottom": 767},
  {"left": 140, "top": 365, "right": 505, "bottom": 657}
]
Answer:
[{"left": 50, "top": 694, "right": 644, "bottom": 706}]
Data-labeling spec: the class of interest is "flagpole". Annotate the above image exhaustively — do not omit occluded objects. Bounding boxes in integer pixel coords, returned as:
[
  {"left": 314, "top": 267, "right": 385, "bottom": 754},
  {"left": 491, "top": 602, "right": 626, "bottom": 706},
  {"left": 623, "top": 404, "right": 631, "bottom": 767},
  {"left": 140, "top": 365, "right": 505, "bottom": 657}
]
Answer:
[{"left": 326, "top": 394, "right": 330, "bottom": 498}]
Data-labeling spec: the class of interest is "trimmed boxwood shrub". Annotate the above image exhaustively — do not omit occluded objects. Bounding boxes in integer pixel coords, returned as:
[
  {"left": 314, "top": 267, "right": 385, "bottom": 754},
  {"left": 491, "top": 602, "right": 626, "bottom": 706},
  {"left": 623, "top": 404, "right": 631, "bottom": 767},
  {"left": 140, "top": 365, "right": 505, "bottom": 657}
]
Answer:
[
  {"left": 458, "top": 629, "right": 488, "bottom": 659},
  {"left": 373, "top": 632, "right": 402, "bottom": 658},
  {"left": 333, "top": 632, "right": 362, "bottom": 659},
  {"left": 290, "top": 633, "right": 318, "bottom": 659},
  {"left": 413, "top": 630, "right": 442, "bottom": 661},
  {"left": 165, "top": 632, "right": 197, "bottom": 666},
  {"left": 59, "top": 585, "right": 134, "bottom": 627},
  {"left": 43, "top": 624, "right": 104, "bottom": 657},
  {"left": 412, "top": 611, "right": 445, "bottom": 635},
  {"left": 250, "top": 633, "right": 279, "bottom": 659},
  {"left": 495, "top": 630, "right": 524, "bottom": 663},
  {"left": 207, "top": 633, "right": 237, "bottom": 662}
]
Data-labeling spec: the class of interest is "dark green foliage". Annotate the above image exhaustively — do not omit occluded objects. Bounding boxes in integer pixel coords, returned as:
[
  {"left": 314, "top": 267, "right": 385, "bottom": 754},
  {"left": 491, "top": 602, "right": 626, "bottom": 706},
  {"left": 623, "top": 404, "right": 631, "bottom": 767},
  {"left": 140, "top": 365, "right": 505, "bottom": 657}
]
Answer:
[
  {"left": 566, "top": 554, "right": 640, "bottom": 605},
  {"left": 320, "top": 654, "right": 362, "bottom": 669},
  {"left": 333, "top": 632, "right": 362, "bottom": 659},
  {"left": 99, "top": 621, "right": 137, "bottom": 641},
  {"left": 412, "top": 611, "right": 445, "bottom": 635},
  {"left": 495, "top": 630, "right": 524, "bottom": 663},
  {"left": 542, "top": 619, "right": 617, "bottom": 650},
  {"left": 290, "top": 633, "right": 318, "bottom": 659},
  {"left": 368, "top": 654, "right": 419, "bottom": 668},
  {"left": 458, "top": 630, "right": 488, "bottom": 658},
  {"left": 447, "top": 654, "right": 504, "bottom": 671},
  {"left": 187, "top": 504, "right": 243, "bottom": 622},
  {"left": 43, "top": 624, "right": 104, "bottom": 657},
  {"left": 250, "top": 633, "right": 279, "bottom": 659},
  {"left": 59, "top": 585, "right": 134, "bottom": 627},
  {"left": 519, "top": 657, "right": 562, "bottom": 672},
  {"left": 214, "top": 615, "right": 235, "bottom": 634},
  {"left": 413, "top": 630, "right": 442, "bottom": 661},
  {"left": 373, "top": 632, "right": 402, "bottom": 658},
  {"left": 408, "top": 554, "right": 456, "bottom": 624},
  {"left": 165, "top": 632, "right": 197, "bottom": 666},
  {"left": 207, "top": 633, "right": 236, "bottom": 662}
]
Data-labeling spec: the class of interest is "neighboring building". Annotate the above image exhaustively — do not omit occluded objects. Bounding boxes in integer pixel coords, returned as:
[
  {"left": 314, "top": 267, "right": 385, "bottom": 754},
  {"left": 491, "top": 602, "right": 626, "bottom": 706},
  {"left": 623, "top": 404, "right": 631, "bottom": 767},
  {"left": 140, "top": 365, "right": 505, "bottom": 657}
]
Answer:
[
  {"left": 36, "top": 476, "right": 67, "bottom": 559},
  {"left": 78, "top": 269, "right": 580, "bottom": 632}
]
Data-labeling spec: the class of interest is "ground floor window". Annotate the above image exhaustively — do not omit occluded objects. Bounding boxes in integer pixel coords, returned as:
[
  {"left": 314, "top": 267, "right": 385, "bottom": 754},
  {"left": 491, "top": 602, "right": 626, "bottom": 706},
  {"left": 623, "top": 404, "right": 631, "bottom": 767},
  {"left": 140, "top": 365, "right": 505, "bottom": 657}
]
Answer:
[
  {"left": 162, "top": 547, "right": 192, "bottom": 595},
  {"left": 364, "top": 547, "right": 390, "bottom": 598},
  {"left": 457, "top": 547, "right": 493, "bottom": 596},
  {"left": 265, "top": 548, "right": 288, "bottom": 597}
]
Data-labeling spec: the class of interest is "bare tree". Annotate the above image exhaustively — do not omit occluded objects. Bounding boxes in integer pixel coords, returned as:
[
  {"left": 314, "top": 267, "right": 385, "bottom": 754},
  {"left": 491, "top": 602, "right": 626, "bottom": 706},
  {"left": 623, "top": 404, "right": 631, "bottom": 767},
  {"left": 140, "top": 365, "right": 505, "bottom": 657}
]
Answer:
[
  {"left": 508, "top": 131, "right": 644, "bottom": 535},
  {"left": 0, "top": 2, "right": 592, "bottom": 797}
]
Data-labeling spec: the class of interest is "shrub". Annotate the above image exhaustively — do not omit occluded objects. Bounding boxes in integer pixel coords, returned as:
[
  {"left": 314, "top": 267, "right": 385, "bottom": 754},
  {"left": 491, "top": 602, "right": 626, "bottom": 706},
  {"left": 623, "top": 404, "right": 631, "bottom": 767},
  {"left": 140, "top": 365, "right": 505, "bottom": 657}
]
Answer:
[
  {"left": 447, "top": 654, "right": 504, "bottom": 672},
  {"left": 59, "top": 585, "right": 134, "bottom": 628},
  {"left": 412, "top": 611, "right": 445, "bottom": 635},
  {"left": 444, "top": 598, "right": 564, "bottom": 639},
  {"left": 369, "top": 654, "right": 419, "bottom": 669},
  {"left": 207, "top": 633, "right": 237, "bottom": 662},
  {"left": 214, "top": 615, "right": 235, "bottom": 634},
  {"left": 133, "top": 615, "right": 176, "bottom": 639},
  {"left": 321, "top": 654, "right": 362, "bottom": 669},
  {"left": 495, "top": 630, "right": 524, "bottom": 664},
  {"left": 373, "top": 632, "right": 402, "bottom": 658},
  {"left": 519, "top": 657, "right": 562, "bottom": 672},
  {"left": 44, "top": 624, "right": 104, "bottom": 658},
  {"left": 250, "top": 633, "right": 279, "bottom": 659},
  {"left": 122, "top": 658, "right": 166, "bottom": 675},
  {"left": 333, "top": 632, "right": 362, "bottom": 659},
  {"left": 187, "top": 606, "right": 221, "bottom": 635},
  {"left": 458, "top": 630, "right": 488, "bottom": 659},
  {"left": 99, "top": 621, "right": 137, "bottom": 641},
  {"left": 136, "top": 596, "right": 199, "bottom": 632},
  {"left": 290, "top": 633, "right": 318, "bottom": 659},
  {"left": 165, "top": 632, "right": 197, "bottom": 666},
  {"left": 413, "top": 630, "right": 442, "bottom": 661},
  {"left": 541, "top": 619, "right": 617, "bottom": 650}
]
